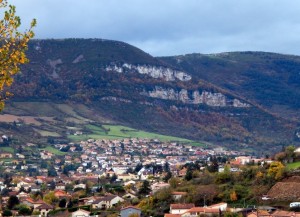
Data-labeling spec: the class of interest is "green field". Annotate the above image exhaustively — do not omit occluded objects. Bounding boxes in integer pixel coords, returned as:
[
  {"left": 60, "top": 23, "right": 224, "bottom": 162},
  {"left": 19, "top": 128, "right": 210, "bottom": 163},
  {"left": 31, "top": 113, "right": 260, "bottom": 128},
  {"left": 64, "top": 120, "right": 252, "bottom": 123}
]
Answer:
[
  {"left": 35, "top": 129, "right": 61, "bottom": 137},
  {"left": 0, "top": 158, "right": 15, "bottom": 162},
  {"left": 68, "top": 124, "right": 200, "bottom": 144},
  {"left": 286, "top": 161, "right": 300, "bottom": 170},
  {"left": 189, "top": 141, "right": 207, "bottom": 147},
  {"left": 0, "top": 147, "right": 15, "bottom": 153},
  {"left": 3, "top": 102, "right": 206, "bottom": 148},
  {"left": 41, "top": 146, "right": 65, "bottom": 156}
]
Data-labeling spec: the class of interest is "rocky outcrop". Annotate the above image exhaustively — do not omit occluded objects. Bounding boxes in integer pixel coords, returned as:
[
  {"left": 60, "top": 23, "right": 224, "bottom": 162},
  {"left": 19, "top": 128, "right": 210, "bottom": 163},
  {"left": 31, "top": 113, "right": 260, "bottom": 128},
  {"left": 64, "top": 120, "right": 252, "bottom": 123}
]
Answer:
[
  {"left": 233, "top": 99, "right": 251, "bottom": 108},
  {"left": 105, "top": 63, "right": 191, "bottom": 81},
  {"left": 101, "top": 96, "right": 132, "bottom": 103},
  {"left": 47, "top": 59, "right": 63, "bottom": 79},
  {"left": 143, "top": 86, "right": 250, "bottom": 107},
  {"left": 72, "top": 54, "right": 85, "bottom": 63}
]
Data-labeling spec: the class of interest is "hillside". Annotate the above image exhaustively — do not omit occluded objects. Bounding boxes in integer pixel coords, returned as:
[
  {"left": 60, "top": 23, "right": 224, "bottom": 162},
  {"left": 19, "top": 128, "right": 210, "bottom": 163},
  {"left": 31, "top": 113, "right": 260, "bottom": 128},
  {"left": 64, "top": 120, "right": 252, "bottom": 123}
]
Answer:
[
  {"left": 160, "top": 52, "right": 300, "bottom": 121},
  {"left": 0, "top": 39, "right": 299, "bottom": 154}
]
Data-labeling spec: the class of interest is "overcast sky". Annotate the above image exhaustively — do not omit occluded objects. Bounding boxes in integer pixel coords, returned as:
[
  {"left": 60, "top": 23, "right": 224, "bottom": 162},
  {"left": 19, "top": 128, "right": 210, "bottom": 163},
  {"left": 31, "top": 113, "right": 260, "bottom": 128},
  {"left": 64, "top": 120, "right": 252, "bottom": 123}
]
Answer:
[{"left": 7, "top": 0, "right": 300, "bottom": 56}]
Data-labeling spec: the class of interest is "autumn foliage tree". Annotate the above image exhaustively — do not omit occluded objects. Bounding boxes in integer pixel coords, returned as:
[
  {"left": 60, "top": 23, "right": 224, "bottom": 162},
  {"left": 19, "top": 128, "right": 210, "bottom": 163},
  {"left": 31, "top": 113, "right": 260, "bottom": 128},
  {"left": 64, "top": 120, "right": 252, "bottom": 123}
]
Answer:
[
  {"left": 128, "top": 214, "right": 140, "bottom": 217},
  {"left": 230, "top": 190, "right": 237, "bottom": 201},
  {"left": 267, "top": 161, "right": 285, "bottom": 180},
  {"left": 0, "top": 0, "right": 36, "bottom": 110}
]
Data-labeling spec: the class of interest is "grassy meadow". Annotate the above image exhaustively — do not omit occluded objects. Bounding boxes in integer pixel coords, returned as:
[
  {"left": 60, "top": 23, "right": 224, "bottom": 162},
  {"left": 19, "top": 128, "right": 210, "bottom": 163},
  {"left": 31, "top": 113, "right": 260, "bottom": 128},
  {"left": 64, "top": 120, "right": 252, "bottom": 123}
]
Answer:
[
  {"left": 68, "top": 124, "right": 199, "bottom": 144},
  {"left": 0, "top": 147, "right": 14, "bottom": 153},
  {"left": 41, "top": 146, "right": 65, "bottom": 156},
  {"left": 286, "top": 161, "right": 300, "bottom": 170}
]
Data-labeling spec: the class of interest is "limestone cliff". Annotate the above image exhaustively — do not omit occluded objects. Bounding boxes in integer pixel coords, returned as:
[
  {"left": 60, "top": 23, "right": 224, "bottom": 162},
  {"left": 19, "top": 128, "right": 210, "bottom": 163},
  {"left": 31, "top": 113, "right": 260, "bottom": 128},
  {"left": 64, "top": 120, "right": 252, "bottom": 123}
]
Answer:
[
  {"left": 105, "top": 63, "right": 191, "bottom": 81},
  {"left": 142, "top": 86, "right": 250, "bottom": 107}
]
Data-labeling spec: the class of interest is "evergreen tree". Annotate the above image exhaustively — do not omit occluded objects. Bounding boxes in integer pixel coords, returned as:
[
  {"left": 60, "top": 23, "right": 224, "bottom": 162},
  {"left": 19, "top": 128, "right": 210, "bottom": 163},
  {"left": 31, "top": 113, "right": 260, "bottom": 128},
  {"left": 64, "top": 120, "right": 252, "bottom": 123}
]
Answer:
[
  {"left": 207, "top": 156, "right": 219, "bottom": 173},
  {"left": 138, "top": 180, "right": 151, "bottom": 195},
  {"left": 48, "top": 167, "right": 57, "bottom": 177},
  {"left": 7, "top": 195, "right": 19, "bottom": 209},
  {"left": 67, "top": 199, "right": 74, "bottom": 208},
  {"left": 2, "top": 209, "right": 12, "bottom": 216},
  {"left": 134, "top": 163, "right": 143, "bottom": 173},
  {"left": 110, "top": 174, "right": 118, "bottom": 183},
  {"left": 163, "top": 171, "right": 172, "bottom": 182},
  {"left": 185, "top": 169, "right": 193, "bottom": 181},
  {"left": 18, "top": 204, "right": 32, "bottom": 215},
  {"left": 163, "top": 162, "right": 170, "bottom": 172},
  {"left": 59, "top": 198, "right": 67, "bottom": 208}
]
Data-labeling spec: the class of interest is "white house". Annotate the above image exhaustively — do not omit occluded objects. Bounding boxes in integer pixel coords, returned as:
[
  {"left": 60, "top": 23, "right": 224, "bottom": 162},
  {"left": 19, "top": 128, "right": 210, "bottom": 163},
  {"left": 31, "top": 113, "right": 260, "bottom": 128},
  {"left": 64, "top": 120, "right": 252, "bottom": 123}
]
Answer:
[
  {"left": 151, "top": 182, "right": 170, "bottom": 193},
  {"left": 74, "top": 183, "right": 86, "bottom": 190},
  {"left": 35, "top": 203, "right": 54, "bottom": 217},
  {"left": 72, "top": 209, "right": 91, "bottom": 217},
  {"left": 181, "top": 207, "right": 220, "bottom": 217},
  {"left": 171, "top": 192, "right": 187, "bottom": 201},
  {"left": 170, "top": 204, "right": 195, "bottom": 214},
  {"left": 294, "top": 147, "right": 300, "bottom": 153},
  {"left": 92, "top": 195, "right": 124, "bottom": 209},
  {"left": 124, "top": 180, "right": 136, "bottom": 186},
  {"left": 208, "top": 202, "right": 227, "bottom": 212},
  {"left": 235, "top": 156, "right": 252, "bottom": 165}
]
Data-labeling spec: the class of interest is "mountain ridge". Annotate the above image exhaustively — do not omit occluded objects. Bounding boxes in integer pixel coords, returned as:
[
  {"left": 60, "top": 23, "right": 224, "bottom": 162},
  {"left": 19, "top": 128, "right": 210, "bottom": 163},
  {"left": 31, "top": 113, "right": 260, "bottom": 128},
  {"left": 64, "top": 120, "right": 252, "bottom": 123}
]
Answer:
[{"left": 1, "top": 38, "right": 299, "bottom": 154}]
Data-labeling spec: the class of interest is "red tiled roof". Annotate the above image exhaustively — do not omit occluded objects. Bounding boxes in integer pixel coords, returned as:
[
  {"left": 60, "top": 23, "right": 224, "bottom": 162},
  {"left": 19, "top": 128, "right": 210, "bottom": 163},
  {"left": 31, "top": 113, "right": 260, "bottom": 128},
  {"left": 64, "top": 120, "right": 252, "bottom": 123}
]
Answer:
[
  {"left": 8, "top": 191, "right": 18, "bottom": 196},
  {"left": 164, "top": 214, "right": 181, "bottom": 217},
  {"left": 170, "top": 203, "right": 195, "bottom": 209},
  {"left": 36, "top": 176, "right": 47, "bottom": 180},
  {"left": 36, "top": 203, "right": 53, "bottom": 210},
  {"left": 54, "top": 190, "right": 68, "bottom": 196},
  {"left": 257, "top": 210, "right": 271, "bottom": 216},
  {"left": 25, "top": 198, "right": 44, "bottom": 204},
  {"left": 184, "top": 207, "right": 220, "bottom": 214},
  {"left": 208, "top": 202, "right": 227, "bottom": 207},
  {"left": 25, "top": 197, "right": 34, "bottom": 203},
  {"left": 272, "top": 210, "right": 296, "bottom": 217}
]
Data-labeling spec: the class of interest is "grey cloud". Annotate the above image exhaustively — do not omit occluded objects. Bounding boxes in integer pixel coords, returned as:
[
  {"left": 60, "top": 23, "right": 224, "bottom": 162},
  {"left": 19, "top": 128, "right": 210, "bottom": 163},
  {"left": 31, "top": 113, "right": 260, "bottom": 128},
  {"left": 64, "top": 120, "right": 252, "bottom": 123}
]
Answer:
[{"left": 8, "top": 0, "right": 300, "bottom": 56}]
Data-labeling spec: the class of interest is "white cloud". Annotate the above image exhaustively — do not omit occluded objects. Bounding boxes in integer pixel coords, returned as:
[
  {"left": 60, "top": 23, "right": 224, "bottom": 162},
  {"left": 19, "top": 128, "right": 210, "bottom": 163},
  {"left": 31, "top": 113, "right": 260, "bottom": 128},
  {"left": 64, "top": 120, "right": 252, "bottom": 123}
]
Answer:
[{"left": 7, "top": 0, "right": 300, "bottom": 56}]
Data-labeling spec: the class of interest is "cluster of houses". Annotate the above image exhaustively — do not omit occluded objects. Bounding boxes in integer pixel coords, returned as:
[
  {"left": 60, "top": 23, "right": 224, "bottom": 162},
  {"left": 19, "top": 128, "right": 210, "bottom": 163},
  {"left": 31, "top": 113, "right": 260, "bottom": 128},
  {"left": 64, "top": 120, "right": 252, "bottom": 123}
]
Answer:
[
  {"left": 0, "top": 137, "right": 253, "bottom": 179},
  {"left": 165, "top": 202, "right": 227, "bottom": 217},
  {"left": 0, "top": 171, "right": 171, "bottom": 216},
  {"left": 71, "top": 206, "right": 141, "bottom": 217},
  {"left": 55, "top": 138, "right": 245, "bottom": 166},
  {"left": 0, "top": 137, "right": 280, "bottom": 216},
  {"left": 0, "top": 174, "right": 143, "bottom": 216},
  {"left": 165, "top": 203, "right": 300, "bottom": 217}
]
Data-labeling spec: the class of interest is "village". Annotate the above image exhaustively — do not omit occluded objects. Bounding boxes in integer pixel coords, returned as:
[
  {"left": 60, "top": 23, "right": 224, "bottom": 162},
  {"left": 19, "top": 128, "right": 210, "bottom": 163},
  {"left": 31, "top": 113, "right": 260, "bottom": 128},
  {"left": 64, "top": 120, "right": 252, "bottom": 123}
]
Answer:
[
  {"left": 0, "top": 136, "right": 247, "bottom": 178},
  {"left": 0, "top": 136, "right": 298, "bottom": 217}
]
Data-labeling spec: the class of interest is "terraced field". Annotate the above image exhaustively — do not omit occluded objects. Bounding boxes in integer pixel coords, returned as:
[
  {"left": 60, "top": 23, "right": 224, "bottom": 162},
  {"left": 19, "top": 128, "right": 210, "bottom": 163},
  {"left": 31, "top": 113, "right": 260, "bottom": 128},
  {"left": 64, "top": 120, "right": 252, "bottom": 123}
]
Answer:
[{"left": 0, "top": 102, "right": 205, "bottom": 147}]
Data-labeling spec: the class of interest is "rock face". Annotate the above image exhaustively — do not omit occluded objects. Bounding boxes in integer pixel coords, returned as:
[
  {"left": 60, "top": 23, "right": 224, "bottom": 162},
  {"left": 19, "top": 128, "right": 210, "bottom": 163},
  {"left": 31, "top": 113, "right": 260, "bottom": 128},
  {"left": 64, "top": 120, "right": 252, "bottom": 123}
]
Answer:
[
  {"left": 233, "top": 99, "right": 251, "bottom": 108},
  {"left": 47, "top": 58, "right": 63, "bottom": 79},
  {"left": 104, "top": 63, "right": 248, "bottom": 107},
  {"left": 72, "top": 54, "right": 85, "bottom": 64},
  {"left": 105, "top": 63, "right": 192, "bottom": 81},
  {"left": 143, "top": 86, "right": 250, "bottom": 107},
  {"left": 100, "top": 96, "right": 132, "bottom": 103}
]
